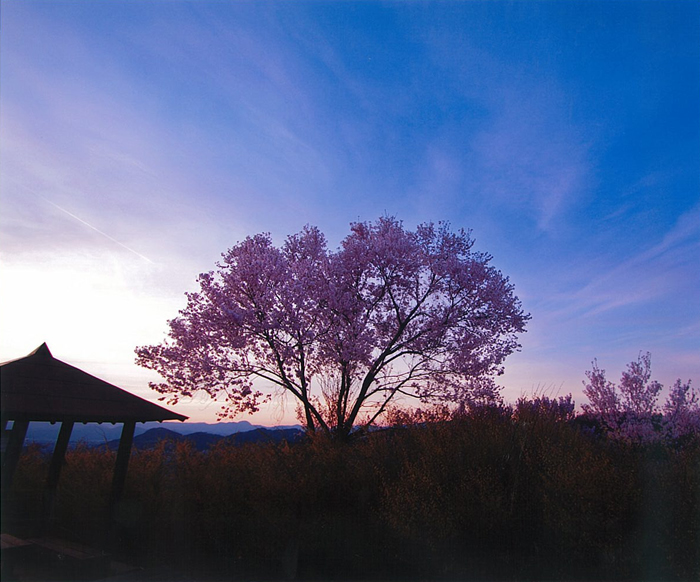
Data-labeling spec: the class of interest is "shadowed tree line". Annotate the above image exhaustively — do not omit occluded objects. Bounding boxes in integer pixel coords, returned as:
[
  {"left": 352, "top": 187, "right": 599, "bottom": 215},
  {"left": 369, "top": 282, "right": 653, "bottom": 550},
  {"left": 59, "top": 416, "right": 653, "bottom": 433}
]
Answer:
[{"left": 6, "top": 396, "right": 699, "bottom": 581}]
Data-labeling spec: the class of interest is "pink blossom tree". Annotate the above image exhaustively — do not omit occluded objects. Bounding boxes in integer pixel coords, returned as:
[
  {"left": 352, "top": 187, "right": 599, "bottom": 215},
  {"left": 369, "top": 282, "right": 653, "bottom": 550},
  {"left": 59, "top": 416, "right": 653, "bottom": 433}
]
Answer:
[
  {"left": 136, "top": 217, "right": 529, "bottom": 439},
  {"left": 582, "top": 353, "right": 697, "bottom": 444},
  {"left": 663, "top": 379, "right": 700, "bottom": 441}
]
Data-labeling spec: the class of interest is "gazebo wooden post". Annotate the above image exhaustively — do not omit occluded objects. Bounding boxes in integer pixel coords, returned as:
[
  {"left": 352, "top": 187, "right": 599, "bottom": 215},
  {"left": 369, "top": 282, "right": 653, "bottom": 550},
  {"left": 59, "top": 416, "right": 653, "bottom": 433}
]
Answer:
[
  {"left": 42, "top": 420, "right": 74, "bottom": 527},
  {"left": 1, "top": 412, "right": 10, "bottom": 462},
  {"left": 109, "top": 421, "right": 136, "bottom": 514},
  {"left": 1, "top": 420, "right": 29, "bottom": 492}
]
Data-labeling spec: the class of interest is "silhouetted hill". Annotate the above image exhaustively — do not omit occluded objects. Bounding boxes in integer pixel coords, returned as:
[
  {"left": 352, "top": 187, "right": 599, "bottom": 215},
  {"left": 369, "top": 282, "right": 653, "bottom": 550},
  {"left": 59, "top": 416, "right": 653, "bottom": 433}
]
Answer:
[
  {"left": 225, "top": 427, "right": 305, "bottom": 446},
  {"left": 24, "top": 420, "right": 302, "bottom": 445},
  {"left": 181, "top": 431, "right": 226, "bottom": 449},
  {"left": 104, "top": 426, "right": 305, "bottom": 451},
  {"left": 104, "top": 427, "right": 183, "bottom": 450}
]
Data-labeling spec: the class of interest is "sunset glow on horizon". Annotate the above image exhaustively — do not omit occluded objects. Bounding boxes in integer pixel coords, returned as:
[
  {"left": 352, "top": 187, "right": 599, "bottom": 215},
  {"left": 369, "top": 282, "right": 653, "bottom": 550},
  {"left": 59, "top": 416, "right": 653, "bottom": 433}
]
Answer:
[{"left": 1, "top": 0, "right": 698, "bottom": 425}]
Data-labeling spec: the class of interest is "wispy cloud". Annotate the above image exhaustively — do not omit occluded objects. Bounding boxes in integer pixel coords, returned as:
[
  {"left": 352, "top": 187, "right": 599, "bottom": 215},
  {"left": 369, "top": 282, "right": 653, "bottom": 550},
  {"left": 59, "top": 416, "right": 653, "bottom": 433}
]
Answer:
[
  {"left": 468, "top": 83, "right": 591, "bottom": 233},
  {"left": 567, "top": 204, "right": 700, "bottom": 317},
  {"left": 518, "top": 201, "right": 700, "bottom": 367},
  {"left": 39, "top": 193, "right": 154, "bottom": 264}
]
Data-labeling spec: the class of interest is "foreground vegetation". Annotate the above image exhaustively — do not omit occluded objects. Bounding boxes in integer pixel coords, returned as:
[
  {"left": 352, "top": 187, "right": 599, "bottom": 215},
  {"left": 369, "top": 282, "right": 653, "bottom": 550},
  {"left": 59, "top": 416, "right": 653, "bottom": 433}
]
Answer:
[{"left": 6, "top": 402, "right": 700, "bottom": 581}]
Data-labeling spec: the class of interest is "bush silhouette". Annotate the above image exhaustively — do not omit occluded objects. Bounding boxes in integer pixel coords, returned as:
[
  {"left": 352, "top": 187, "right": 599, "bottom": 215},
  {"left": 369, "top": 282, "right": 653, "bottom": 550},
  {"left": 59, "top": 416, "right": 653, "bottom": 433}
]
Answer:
[{"left": 7, "top": 403, "right": 699, "bottom": 580}]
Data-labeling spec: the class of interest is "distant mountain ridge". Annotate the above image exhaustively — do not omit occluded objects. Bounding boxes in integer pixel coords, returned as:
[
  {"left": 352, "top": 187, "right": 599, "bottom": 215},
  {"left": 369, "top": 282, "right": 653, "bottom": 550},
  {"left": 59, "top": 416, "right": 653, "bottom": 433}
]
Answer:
[
  {"left": 23, "top": 420, "right": 302, "bottom": 445},
  {"left": 105, "top": 426, "right": 305, "bottom": 451}
]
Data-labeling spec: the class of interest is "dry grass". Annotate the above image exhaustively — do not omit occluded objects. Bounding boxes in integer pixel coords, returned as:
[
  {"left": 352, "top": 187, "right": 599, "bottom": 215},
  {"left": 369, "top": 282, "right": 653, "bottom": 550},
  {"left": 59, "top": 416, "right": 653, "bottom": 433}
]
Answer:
[{"left": 5, "top": 407, "right": 700, "bottom": 580}]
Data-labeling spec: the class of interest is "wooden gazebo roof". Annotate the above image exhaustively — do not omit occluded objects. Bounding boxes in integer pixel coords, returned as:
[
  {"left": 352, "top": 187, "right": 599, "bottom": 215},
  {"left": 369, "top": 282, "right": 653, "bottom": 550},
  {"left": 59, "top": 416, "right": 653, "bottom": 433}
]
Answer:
[
  {"left": 1, "top": 343, "right": 187, "bottom": 519},
  {"left": 1, "top": 343, "right": 186, "bottom": 424}
]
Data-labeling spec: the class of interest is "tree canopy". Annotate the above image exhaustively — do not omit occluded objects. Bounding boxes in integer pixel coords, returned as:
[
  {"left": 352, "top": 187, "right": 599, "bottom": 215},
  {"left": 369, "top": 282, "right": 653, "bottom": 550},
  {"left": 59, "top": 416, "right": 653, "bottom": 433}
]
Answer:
[{"left": 136, "top": 217, "right": 530, "bottom": 438}]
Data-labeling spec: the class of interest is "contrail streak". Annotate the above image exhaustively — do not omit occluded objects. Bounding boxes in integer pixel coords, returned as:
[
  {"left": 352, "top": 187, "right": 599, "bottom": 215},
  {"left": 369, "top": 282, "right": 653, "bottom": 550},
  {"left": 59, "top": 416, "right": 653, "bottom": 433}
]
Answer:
[{"left": 39, "top": 194, "right": 155, "bottom": 264}]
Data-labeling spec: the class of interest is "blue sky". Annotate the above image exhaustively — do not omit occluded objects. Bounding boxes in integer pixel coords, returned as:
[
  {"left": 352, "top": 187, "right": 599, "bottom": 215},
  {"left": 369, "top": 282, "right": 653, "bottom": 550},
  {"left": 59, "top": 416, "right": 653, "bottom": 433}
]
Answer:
[{"left": 1, "top": 0, "right": 698, "bottom": 424}]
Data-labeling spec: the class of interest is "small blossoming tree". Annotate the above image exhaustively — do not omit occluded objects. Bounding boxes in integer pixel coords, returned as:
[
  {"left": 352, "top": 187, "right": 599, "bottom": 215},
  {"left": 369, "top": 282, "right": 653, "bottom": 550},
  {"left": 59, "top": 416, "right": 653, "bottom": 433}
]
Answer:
[
  {"left": 136, "top": 217, "right": 529, "bottom": 439},
  {"left": 582, "top": 352, "right": 697, "bottom": 444},
  {"left": 663, "top": 378, "right": 700, "bottom": 441}
]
